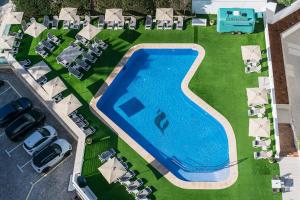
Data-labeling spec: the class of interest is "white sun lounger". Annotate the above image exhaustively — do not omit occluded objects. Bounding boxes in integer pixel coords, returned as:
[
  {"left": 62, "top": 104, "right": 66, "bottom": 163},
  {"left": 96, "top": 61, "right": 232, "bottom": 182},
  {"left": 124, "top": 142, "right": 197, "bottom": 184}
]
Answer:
[{"left": 254, "top": 150, "right": 273, "bottom": 159}]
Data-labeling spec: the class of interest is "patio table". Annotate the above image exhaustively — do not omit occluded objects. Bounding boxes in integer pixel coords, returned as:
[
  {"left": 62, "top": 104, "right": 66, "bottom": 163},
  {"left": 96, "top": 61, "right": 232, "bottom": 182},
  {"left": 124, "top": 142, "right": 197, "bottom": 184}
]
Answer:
[{"left": 58, "top": 45, "right": 82, "bottom": 64}]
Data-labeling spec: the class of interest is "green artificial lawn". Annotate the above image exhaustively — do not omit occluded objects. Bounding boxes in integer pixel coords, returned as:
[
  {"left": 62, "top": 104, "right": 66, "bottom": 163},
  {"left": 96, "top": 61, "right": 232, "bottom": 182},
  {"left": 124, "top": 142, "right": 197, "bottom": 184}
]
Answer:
[{"left": 13, "top": 16, "right": 281, "bottom": 200}]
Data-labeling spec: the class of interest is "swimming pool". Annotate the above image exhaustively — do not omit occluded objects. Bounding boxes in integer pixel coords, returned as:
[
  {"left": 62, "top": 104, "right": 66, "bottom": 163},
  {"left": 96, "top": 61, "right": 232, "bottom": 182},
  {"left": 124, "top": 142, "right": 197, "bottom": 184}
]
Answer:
[{"left": 93, "top": 44, "right": 238, "bottom": 189}]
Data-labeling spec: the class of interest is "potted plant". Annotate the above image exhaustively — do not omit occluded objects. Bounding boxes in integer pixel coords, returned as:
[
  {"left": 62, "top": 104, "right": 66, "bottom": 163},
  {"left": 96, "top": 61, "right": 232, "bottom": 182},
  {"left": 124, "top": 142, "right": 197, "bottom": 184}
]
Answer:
[
  {"left": 209, "top": 19, "right": 215, "bottom": 26},
  {"left": 86, "top": 137, "right": 92, "bottom": 145}
]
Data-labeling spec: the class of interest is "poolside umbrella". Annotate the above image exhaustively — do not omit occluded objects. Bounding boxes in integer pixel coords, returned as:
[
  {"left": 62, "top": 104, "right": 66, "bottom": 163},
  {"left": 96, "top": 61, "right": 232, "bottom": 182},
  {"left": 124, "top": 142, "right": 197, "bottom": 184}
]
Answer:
[
  {"left": 156, "top": 8, "right": 173, "bottom": 21},
  {"left": 42, "top": 77, "right": 67, "bottom": 98},
  {"left": 0, "top": 36, "right": 15, "bottom": 49},
  {"left": 27, "top": 61, "right": 51, "bottom": 80},
  {"left": 77, "top": 24, "right": 100, "bottom": 40},
  {"left": 54, "top": 94, "right": 82, "bottom": 115},
  {"left": 25, "top": 22, "right": 46, "bottom": 38},
  {"left": 246, "top": 88, "right": 268, "bottom": 106},
  {"left": 241, "top": 45, "right": 262, "bottom": 63},
  {"left": 3, "top": 12, "right": 24, "bottom": 24},
  {"left": 249, "top": 118, "right": 270, "bottom": 138},
  {"left": 258, "top": 77, "right": 270, "bottom": 90},
  {"left": 98, "top": 157, "right": 127, "bottom": 184},
  {"left": 59, "top": 7, "right": 78, "bottom": 21},
  {"left": 104, "top": 9, "right": 123, "bottom": 22}
]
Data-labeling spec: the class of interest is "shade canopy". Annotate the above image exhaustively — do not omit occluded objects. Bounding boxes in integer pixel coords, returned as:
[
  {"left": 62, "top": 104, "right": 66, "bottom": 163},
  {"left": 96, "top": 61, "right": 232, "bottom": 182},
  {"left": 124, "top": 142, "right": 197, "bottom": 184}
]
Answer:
[
  {"left": 3, "top": 12, "right": 24, "bottom": 24},
  {"left": 0, "top": 36, "right": 15, "bottom": 49},
  {"left": 25, "top": 22, "right": 46, "bottom": 38},
  {"left": 246, "top": 88, "right": 268, "bottom": 106},
  {"left": 42, "top": 77, "right": 67, "bottom": 98},
  {"left": 77, "top": 24, "right": 100, "bottom": 40},
  {"left": 241, "top": 45, "right": 262, "bottom": 62},
  {"left": 249, "top": 118, "right": 270, "bottom": 137},
  {"left": 98, "top": 157, "right": 127, "bottom": 184},
  {"left": 258, "top": 76, "right": 271, "bottom": 90},
  {"left": 54, "top": 94, "right": 82, "bottom": 115},
  {"left": 27, "top": 61, "right": 51, "bottom": 80},
  {"left": 59, "top": 7, "right": 78, "bottom": 21},
  {"left": 156, "top": 8, "right": 173, "bottom": 21},
  {"left": 104, "top": 9, "right": 123, "bottom": 22}
]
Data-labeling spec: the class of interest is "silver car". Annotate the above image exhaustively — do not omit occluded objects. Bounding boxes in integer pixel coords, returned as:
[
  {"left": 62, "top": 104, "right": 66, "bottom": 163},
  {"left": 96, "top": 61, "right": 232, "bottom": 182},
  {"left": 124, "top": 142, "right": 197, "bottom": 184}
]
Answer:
[
  {"left": 23, "top": 125, "right": 57, "bottom": 156},
  {"left": 31, "top": 139, "right": 72, "bottom": 173}
]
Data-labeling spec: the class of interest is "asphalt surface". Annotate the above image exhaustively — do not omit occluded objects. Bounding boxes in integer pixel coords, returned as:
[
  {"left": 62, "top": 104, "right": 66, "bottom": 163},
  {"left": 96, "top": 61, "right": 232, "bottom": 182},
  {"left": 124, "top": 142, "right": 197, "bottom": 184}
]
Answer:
[{"left": 0, "top": 70, "right": 77, "bottom": 200}]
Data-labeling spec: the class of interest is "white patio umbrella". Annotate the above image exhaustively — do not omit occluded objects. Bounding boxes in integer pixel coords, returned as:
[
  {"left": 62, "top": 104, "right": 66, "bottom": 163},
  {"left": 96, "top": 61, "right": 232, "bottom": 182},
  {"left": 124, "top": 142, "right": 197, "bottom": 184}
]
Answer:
[
  {"left": 249, "top": 118, "right": 270, "bottom": 137},
  {"left": 42, "top": 77, "right": 67, "bottom": 98},
  {"left": 98, "top": 157, "right": 127, "bottom": 184},
  {"left": 59, "top": 7, "right": 78, "bottom": 21},
  {"left": 27, "top": 61, "right": 51, "bottom": 80},
  {"left": 54, "top": 94, "right": 82, "bottom": 115},
  {"left": 104, "top": 9, "right": 123, "bottom": 22},
  {"left": 241, "top": 45, "right": 262, "bottom": 63},
  {"left": 25, "top": 22, "right": 46, "bottom": 38},
  {"left": 258, "top": 77, "right": 271, "bottom": 90},
  {"left": 156, "top": 8, "right": 173, "bottom": 21},
  {"left": 3, "top": 12, "right": 24, "bottom": 24},
  {"left": 77, "top": 24, "right": 100, "bottom": 40},
  {"left": 246, "top": 88, "right": 268, "bottom": 106},
  {"left": 0, "top": 36, "right": 15, "bottom": 49}
]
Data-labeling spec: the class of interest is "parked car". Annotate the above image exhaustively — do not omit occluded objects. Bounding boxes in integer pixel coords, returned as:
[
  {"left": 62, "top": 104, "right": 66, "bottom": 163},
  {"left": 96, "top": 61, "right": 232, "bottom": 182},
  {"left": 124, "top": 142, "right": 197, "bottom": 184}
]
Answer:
[
  {"left": 0, "top": 97, "right": 32, "bottom": 127},
  {"left": 0, "top": 80, "right": 4, "bottom": 87},
  {"left": 5, "top": 108, "right": 45, "bottom": 141},
  {"left": 23, "top": 125, "right": 58, "bottom": 156},
  {"left": 31, "top": 139, "right": 72, "bottom": 173}
]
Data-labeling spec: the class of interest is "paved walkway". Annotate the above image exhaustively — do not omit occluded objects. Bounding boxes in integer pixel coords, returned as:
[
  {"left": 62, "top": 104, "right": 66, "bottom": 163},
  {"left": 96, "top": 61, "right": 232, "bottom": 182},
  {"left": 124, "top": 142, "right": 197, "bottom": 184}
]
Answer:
[{"left": 279, "top": 157, "right": 300, "bottom": 200}]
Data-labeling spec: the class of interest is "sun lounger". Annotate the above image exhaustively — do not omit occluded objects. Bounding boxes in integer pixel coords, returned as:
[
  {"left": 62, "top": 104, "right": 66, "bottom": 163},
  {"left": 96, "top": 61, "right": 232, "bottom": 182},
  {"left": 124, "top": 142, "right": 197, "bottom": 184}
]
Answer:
[
  {"left": 165, "top": 21, "right": 173, "bottom": 30},
  {"left": 135, "top": 187, "right": 152, "bottom": 199},
  {"left": 248, "top": 106, "right": 266, "bottom": 117},
  {"left": 56, "top": 56, "right": 70, "bottom": 67},
  {"left": 19, "top": 59, "right": 31, "bottom": 68},
  {"left": 254, "top": 150, "right": 273, "bottom": 159},
  {"left": 176, "top": 16, "right": 183, "bottom": 30},
  {"left": 76, "top": 118, "right": 89, "bottom": 129},
  {"left": 252, "top": 138, "right": 271, "bottom": 148},
  {"left": 21, "top": 20, "right": 28, "bottom": 32},
  {"left": 94, "top": 38, "right": 108, "bottom": 50},
  {"left": 129, "top": 16, "right": 136, "bottom": 30},
  {"left": 35, "top": 45, "right": 48, "bottom": 58},
  {"left": 83, "top": 15, "right": 91, "bottom": 27},
  {"left": 30, "top": 17, "right": 36, "bottom": 23},
  {"left": 88, "top": 46, "right": 102, "bottom": 57},
  {"left": 40, "top": 40, "right": 55, "bottom": 52},
  {"left": 83, "top": 126, "right": 96, "bottom": 137},
  {"left": 37, "top": 76, "right": 47, "bottom": 85},
  {"left": 83, "top": 52, "right": 97, "bottom": 63},
  {"left": 72, "top": 15, "right": 80, "bottom": 29},
  {"left": 118, "top": 170, "right": 135, "bottom": 183},
  {"left": 47, "top": 33, "right": 61, "bottom": 45},
  {"left": 117, "top": 157, "right": 128, "bottom": 169},
  {"left": 75, "top": 35, "right": 89, "bottom": 46},
  {"left": 126, "top": 179, "right": 143, "bottom": 192},
  {"left": 9, "top": 31, "right": 23, "bottom": 40},
  {"left": 118, "top": 18, "right": 125, "bottom": 29},
  {"left": 13, "top": 40, "right": 20, "bottom": 48},
  {"left": 107, "top": 21, "right": 114, "bottom": 29},
  {"left": 52, "top": 16, "right": 59, "bottom": 29},
  {"left": 156, "top": 20, "right": 164, "bottom": 30},
  {"left": 145, "top": 15, "right": 152, "bottom": 30},
  {"left": 43, "top": 16, "right": 50, "bottom": 28},
  {"left": 98, "top": 15, "right": 105, "bottom": 29},
  {"left": 98, "top": 148, "right": 117, "bottom": 163},
  {"left": 63, "top": 20, "right": 70, "bottom": 29},
  {"left": 68, "top": 66, "right": 83, "bottom": 79},
  {"left": 76, "top": 59, "right": 91, "bottom": 71}
]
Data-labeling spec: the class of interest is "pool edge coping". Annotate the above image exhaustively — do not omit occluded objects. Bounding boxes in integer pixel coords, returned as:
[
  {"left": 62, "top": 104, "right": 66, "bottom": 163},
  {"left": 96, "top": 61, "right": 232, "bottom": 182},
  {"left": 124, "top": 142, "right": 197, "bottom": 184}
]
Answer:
[{"left": 89, "top": 43, "right": 238, "bottom": 189}]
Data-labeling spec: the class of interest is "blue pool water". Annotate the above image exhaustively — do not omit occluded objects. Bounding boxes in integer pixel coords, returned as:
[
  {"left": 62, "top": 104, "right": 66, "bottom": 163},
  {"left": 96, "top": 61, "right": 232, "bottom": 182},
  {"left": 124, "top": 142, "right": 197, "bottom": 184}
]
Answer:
[{"left": 97, "top": 49, "right": 230, "bottom": 181}]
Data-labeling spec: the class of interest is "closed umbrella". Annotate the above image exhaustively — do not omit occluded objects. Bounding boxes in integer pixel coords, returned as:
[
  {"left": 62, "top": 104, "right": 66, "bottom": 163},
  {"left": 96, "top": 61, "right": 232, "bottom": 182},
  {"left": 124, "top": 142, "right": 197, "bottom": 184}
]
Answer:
[
  {"left": 98, "top": 157, "right": 127, "bottom": 184},
  {"left": 3, "top": 12, "right": 24, "bottom": 24},
  {"left": 59, "top": 7, "right": 78, "bottom": 21},
  {"left": 77, "top": 24, "right": 100, "bottom": 40},
  {"left": 25, "top": 22, "right": 46, "bottom": 38},
  {"left": 249, "top": 118, "right": 270, "bottom": 137},
  {"left": 246, "top": 88, "right": 268, "bottom": 106},
  {"left": 156, "top": 8, "right": 173, "bottom": 21},
  {"left": 54, "top": 94, "right": 82, "bottom": 115},
  {"left": 241, "top": 45, "right": 262, "bottom": 63},
  {"left": 0, "top": 36, "right": 15, "bottom": 49},
  {"left": 27, "top": 61, "right": 51, "bottom": 80},
  {"left": 105, "top": 9, "right": 123, "bottom": 22},
  {"left": 42, "top": 77, "right": 67, "bottom": 98}
]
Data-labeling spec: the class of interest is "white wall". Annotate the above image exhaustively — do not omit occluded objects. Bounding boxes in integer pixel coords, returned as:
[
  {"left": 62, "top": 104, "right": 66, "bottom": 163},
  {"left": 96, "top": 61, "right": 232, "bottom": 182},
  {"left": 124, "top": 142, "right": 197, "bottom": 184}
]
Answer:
[{"left": 192, "top": 0, "right": 267, "bottom": 14}]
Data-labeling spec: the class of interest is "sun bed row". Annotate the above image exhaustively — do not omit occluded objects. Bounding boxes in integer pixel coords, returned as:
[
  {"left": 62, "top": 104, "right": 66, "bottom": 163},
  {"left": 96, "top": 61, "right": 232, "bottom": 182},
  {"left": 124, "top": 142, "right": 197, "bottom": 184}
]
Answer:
[
  {"left": 99, "top": 149, "right": 153, "bottom": 199},
  {"left": 69, "top": 110, "right": 96, "bottom": 137},
  {"left": 35, "top": 33, "right": 61, "bottom": 58}
]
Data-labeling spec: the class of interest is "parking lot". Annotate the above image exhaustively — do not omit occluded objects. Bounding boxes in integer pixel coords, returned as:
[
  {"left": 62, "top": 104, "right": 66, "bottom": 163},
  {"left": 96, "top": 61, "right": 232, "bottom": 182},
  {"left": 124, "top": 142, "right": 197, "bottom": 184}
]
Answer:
[{"left": 0, "top": 71, "right": 77, "bottom": 200}]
